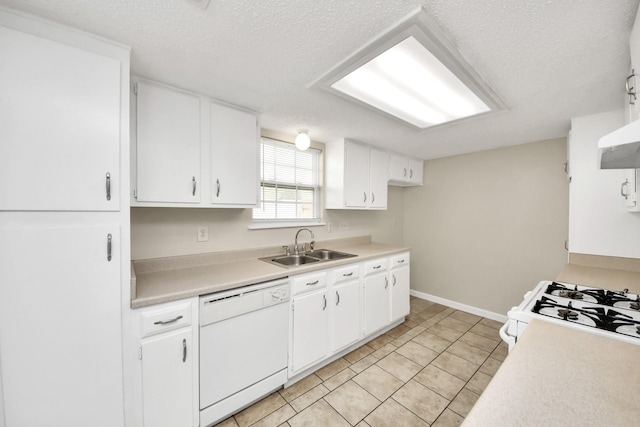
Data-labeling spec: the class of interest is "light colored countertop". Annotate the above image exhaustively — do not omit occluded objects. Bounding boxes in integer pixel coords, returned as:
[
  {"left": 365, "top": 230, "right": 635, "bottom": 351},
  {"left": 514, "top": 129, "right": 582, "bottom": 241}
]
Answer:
[
  {"left": 131, "top": 238, "right": 409, "bottom": 308},
  {"left": 462, "top": 319, "right": 640, "bottom": 426}
]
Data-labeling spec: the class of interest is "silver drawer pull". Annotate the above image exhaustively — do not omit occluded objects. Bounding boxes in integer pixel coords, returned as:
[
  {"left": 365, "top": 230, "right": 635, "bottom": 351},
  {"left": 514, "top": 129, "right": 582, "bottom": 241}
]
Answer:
[
  {"left": 306, "top": 280, "right": 319, "bottom": 286},
  {"left": 336, "top": 291, "right": 340, "bottom": 305},
  {"left": 192, "top": 176, "right": 197, "bottom": 196},
  {"left": 216, "top": 178, "right": 221, "bottom": 197},
  {"left": 107, "top": 233, "right": 112, "bottom": 262},
  {"left": 384, "top": 277, "right": 388, "bottom": 289},
  {"left": 323, "top": 294, "right": 327, "bottom": 310},
  {"left": 397, "top": 259, "right": 405, "bottom": 264},
  {"left": 182, "top": 338, "right": 187, "bottom": 363},
  {"left": 154, "top": 315, "right": 183, "bottom": 325},
  {"left": 343, "top": 272, "right": 353, "bottom": 277},
  {"left": 373, "top": 265, "right": 382, "bottom": 269}
]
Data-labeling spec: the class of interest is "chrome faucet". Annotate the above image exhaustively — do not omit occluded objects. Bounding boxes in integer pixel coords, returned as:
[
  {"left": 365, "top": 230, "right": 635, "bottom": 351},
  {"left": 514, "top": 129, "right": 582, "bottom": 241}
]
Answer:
[{"left": 294, "top": 228, "right": 315, "bottom": 254}]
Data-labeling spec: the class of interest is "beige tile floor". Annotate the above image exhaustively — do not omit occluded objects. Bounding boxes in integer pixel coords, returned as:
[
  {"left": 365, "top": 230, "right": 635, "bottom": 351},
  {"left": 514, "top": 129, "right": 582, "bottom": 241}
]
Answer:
[{"left": 215, "top": 297, "right": 508, "bottom": 427}]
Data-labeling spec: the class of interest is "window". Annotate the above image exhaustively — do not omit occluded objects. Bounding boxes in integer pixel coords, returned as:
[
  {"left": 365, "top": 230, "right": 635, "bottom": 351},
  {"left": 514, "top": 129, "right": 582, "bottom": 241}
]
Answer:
[{"left": 253, "top": 137, "right": 321, "bottom": 224}]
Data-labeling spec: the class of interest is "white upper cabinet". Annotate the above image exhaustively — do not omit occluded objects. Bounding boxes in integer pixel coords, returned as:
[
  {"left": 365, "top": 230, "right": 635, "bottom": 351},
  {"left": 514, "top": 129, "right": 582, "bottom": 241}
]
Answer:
[
  {"left": 326, "top": 139, "right": 389, "bottom": 210},
  {"left": 131, "top": 78, "right": 259, "bottom": 208},
  {"left": 135, "top": 81, "right": 201, "bottom": 204},
  {"left": 210, "top": 102, "right": 259, "bottom": 207},
  {"left": 388, "top": 153, "right": 424, "bottom": 187},
  {"left": 0, "top": 26, "right": 121, "bottom": 211}
]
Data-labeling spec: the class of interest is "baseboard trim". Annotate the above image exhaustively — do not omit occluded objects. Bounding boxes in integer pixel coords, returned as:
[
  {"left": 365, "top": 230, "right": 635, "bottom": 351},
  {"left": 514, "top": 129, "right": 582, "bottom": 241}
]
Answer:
[{"left": 410, "top": 289, "right": 507, "bottom": 323}]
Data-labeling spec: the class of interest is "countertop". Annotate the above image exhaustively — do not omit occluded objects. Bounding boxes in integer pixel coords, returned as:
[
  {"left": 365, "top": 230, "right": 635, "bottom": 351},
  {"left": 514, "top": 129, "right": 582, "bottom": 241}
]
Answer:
[
  {"left": 131, "top": 238, "right": 409, "bottom": 308},
  {"left": 462, "top": 319, "right": 640, "bottom": 426}
]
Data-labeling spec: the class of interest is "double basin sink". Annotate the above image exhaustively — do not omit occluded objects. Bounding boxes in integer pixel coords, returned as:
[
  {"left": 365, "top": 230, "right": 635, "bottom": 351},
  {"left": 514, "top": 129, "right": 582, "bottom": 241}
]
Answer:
[{"left": 261, "top": 249, "right": 357, "bottom": 268}]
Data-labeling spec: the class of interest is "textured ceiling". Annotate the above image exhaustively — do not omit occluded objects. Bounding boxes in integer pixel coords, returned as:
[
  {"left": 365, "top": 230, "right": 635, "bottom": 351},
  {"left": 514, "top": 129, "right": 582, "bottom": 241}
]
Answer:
[{"left": 2, "top": 0, "right": 639, "bottom": 159}]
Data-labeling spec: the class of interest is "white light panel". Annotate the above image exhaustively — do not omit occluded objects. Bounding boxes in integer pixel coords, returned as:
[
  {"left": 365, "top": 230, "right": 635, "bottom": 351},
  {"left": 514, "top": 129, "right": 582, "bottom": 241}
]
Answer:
[{"left": 331, "top": 36, "right": 491, "bottom": 129}]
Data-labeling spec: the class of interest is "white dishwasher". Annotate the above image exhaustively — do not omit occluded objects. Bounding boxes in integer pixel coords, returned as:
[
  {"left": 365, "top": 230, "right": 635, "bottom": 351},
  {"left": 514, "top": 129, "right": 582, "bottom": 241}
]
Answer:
[{"left": 199, "top": 278, "right": 290, "bottom": 427}]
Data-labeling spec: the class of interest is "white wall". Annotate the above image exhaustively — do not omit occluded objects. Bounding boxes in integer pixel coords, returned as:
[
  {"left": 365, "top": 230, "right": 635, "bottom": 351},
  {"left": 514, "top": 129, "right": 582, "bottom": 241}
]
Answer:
[
  {"left": 402, "top": 138, "right": 570, "bottom": 315},
  {"left": 569, "top": 110, "right": 640, "bottom": 258}
]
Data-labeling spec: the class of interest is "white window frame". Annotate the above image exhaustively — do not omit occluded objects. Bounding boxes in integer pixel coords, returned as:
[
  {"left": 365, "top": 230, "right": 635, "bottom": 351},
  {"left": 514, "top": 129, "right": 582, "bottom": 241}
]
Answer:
[{"left": 250, "top": 137, "right": 323, "bottom": 229}]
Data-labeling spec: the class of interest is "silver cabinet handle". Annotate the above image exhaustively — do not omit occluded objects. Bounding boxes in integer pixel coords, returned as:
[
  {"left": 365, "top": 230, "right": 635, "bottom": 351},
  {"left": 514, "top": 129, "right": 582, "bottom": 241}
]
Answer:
[
  {"left": 565, "top": 240, "right": 569, "bottom": 250},
  {"left": 397, "top": 259, "right": 405, "bottom": 264},
  {"left": 372, "top": 193, "right": 375, "bottom": 203},
  {"left": 403, "top": 167, "right": 407, "bottom": 177},
  {"left": 306, "top": 280, "right": 319, "bottom": 286},
  {"left": 409, "top": 169, "right": 413, "bottom": 178},
  {"left": 384, "top": 276, "right": 388, "bottom": 289},
  {"left": 621, "top": 179, "right": 630, "bottom": 199},
  {"left": 154, "top": 315, "right": 183, "bottom": 325},
  {"left": 392, "top": 274, "right": 397, "bottom": 286},
  {"left": 323, "top": 294, "right": 327, "bottom": 310},
  {"left": 336, "top": 291, "right": 340, "bottom": 306},
  {"left": 216, "top": 178, "right": 221, "bottom": 197},
  {"left": 182, "top": 338, "right": 187, "bottom": 363},
  {"left": 627, "top": 69, "right": 636, "bottom": 105},
  {"left": 343, "top": 272, "right": 353, "bottom": 277},
  {"left": 373, "top": 265, "right": 382, "bottom": 269},
  {"left": 107, "top": 233, "right": 112, "bottom": 262},
  {"left": 192, "top": 176, "right": 197, "bottom": 196},
  {"left": 363, "top": 192, "right": 367, "bottom": 203},
  {"left": 106, "top": 172, "right": 111, "bottom": 201}
]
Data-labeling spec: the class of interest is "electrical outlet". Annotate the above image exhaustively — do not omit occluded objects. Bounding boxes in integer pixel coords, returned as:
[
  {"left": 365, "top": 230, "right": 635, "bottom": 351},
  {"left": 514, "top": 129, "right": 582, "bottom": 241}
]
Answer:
[
  {"left": 327, "top": 223, "right": 333, "bottom": 233},
  {"left": 197, "top": 226, "right": 209, "bottom": 242},
  {"left": 339, "top": 221, "right": 349, "bottom": 231}
]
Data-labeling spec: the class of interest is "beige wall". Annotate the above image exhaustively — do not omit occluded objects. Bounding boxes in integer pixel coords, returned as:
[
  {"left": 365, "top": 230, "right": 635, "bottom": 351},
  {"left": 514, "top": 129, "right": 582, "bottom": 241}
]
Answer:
[
  {"left": 403, "top": 138, "right": 569, "bottom": 315},
  {"left": 130, "top": 186, "right": 404, "bottom": 259}
]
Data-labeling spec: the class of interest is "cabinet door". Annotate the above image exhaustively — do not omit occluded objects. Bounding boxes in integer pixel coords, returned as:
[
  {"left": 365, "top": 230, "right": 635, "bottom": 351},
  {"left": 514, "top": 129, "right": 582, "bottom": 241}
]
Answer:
[
  {"left": 0, "top": 225, "right": 123, "bottom": 427},
  {"left": 344, "top": 142, "right": 370, "bottom": 207},
  {"left": 390, "top": 266, "right": 410, "bottom": 321},
  {"left": 363, "top": 273, "right": 390, "bottom": 335},
  {"left": 369, "top": 148, "right": 389, "bottom": 208},
  {"left": 332, "top": 281, "right": 361, "bottom": 352},
  {"left": 210, "top": 103, "right": 259, "bottom": 206},
  {"left": 291, "top": 290, "right": 329, "bottom": 373},
  {"left": 407, "top": 158, "right": 424, "bottom": 185},
  {"left": 0, "top": 26, "right": 120, "bottom": 211},
  {"left": 389, "top": 153, "right": 409, "bottom": 182},
  {"left": 135, "top": 81, "right": 201, "bottom": 203},
  {"left": 141, "top": 329, "right": 194, "bottom": 427}
]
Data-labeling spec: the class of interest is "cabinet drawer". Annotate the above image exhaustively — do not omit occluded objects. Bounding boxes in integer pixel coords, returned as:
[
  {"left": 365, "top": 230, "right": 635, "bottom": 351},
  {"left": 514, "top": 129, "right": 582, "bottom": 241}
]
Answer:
[
  {"left": 363, "top": 258, "right": 388, "bottom": 276},
  {"left": 390, "top": 252, "right": 410, "bottom": 269},
  {"left": 292, "top": 271, "right": 327, "bottom": 296},
  {"left": 333, "top": 263, "right": 360, "bottom": 284},
  {"left": 140, "top": 301, "right": 193, "bottom": 338}
]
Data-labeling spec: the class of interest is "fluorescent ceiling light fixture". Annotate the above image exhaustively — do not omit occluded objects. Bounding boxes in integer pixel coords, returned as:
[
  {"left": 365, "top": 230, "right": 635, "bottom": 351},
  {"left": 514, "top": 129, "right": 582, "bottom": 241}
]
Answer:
[{"left": 309, "top": 7, "right": 505, "bottom": 131}]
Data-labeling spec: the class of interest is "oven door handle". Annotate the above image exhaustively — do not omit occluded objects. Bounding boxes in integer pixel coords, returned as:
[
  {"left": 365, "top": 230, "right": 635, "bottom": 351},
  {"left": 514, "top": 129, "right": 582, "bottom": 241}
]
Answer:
[{"left": 499, "top": 321, "right": 516, "bottom": 342}]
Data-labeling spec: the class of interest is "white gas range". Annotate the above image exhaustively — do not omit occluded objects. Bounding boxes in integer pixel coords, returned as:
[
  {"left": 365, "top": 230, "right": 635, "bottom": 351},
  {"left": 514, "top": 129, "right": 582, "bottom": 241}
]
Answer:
[{"left": 499, "top": 280, "right": 640, "bottom": 351}]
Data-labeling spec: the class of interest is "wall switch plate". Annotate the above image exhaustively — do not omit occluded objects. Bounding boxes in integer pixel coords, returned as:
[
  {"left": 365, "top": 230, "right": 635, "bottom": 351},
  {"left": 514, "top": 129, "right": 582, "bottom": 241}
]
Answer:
[
  {"left": 327, "top": 223, "right": 333, "bottom": 233},
  {"left": 339, "top": 221, "right": 349, "bottom": 231},
  {"left": 197, "top": 226, "right": 209, "bottom": 242}
]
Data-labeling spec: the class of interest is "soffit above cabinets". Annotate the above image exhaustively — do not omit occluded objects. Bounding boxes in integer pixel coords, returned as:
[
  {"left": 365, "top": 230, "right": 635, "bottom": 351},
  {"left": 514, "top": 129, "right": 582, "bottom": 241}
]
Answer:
[{"left": 2, "top": 0, "right": 638, "bottom": 159}]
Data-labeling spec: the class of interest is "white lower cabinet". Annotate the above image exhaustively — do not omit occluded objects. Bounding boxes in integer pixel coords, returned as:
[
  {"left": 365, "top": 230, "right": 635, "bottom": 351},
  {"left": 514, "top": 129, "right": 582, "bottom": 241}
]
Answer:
[
  {"left": 142, "top": 329, "right": 194, "bottom": 427},
  {"left": 289, "top": 254, "right": 410, "bottom": 380},
  {"left": 331, "top": 264, "right": 362, "bottom": 352},
  {"left": 290, "top": 271, "right": 329, "bottom": 375},
  {"left": 390, "top": 253, "right": 411, "bottom": 322},
  {"left": 137, "top": 299, "right": 198, "bottom": 427},
  {"left": 363, "top": 258, "right": 391, "bottom": 335}
]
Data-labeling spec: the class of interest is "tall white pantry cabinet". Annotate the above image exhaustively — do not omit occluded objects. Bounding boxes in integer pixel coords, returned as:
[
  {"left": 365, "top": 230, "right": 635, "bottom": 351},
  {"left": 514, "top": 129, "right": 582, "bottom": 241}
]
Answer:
[{"left": 0, "top": 8, "right": 131, "bottom": 427}]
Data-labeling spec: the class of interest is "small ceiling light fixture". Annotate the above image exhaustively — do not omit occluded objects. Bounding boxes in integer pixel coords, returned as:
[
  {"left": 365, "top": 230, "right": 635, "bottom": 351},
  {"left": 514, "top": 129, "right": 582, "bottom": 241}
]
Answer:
[
  {"left": 308, "top": 7, "right": 506, "bottom": 131},
  {"left": 295, "top": 130, "right": 311, "bottom": 151}
]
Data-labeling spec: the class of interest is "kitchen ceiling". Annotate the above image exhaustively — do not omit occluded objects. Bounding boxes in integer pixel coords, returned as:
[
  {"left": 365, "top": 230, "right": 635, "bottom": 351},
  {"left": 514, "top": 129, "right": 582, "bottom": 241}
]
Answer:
[{"left": 2, "top": 0, "right": 639, "bottom": 159}]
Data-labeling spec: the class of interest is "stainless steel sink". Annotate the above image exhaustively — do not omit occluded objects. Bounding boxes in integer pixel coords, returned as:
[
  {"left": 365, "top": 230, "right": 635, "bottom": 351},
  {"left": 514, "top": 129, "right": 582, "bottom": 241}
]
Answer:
[
  {"left": 305, "top": 249, "right": 356, "bottom": 261},
  {"left": 260, "top": 249, "right": 356, "bottom": 268},
  {"left": 265, "top": 254, "right": 321, "bottom": 267}
]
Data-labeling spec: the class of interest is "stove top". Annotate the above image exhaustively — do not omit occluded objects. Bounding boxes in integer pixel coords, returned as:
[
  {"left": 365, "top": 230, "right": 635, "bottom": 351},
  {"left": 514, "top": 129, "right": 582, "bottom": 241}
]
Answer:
[{"left": 532, "top": 282, "right": 640, "bottom": 339}]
